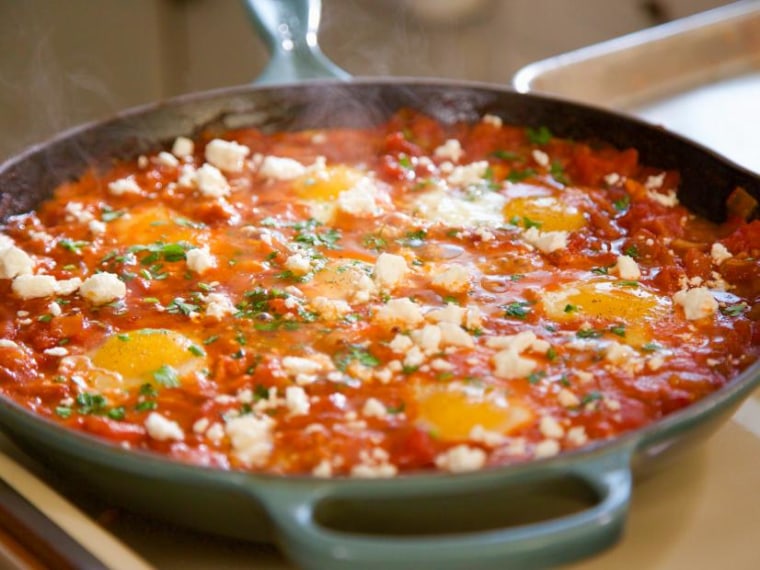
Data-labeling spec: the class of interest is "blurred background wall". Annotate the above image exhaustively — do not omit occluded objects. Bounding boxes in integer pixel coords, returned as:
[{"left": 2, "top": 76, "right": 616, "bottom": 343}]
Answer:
[{"left": 0, "top": 0, "right": 731, "bottom": 160}]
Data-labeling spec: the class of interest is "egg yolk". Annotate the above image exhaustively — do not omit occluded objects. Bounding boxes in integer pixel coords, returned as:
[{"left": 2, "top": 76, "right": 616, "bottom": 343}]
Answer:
[
  {"left": 541, "top": 280, "right": 669, "bottom": 345},
  {"left": 110, "top": 205, "right": 200, "bottom": 244},
  {"left": 417, "top": 388, "right": 533, "bottom": 441},
  {"left": 90, "top": 329, "right": 205, "bottom": 390},
  {"left": 295, "top": 165, "right": 365, "bottom": 201},
  {"left": 503, "top": 196, "right": 586, "bottom": 231}
]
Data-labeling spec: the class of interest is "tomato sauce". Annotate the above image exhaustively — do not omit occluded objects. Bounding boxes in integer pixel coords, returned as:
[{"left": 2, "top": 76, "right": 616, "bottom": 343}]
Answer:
[{"left": 0, "top": 110, "right": 758, "bottom": 477}]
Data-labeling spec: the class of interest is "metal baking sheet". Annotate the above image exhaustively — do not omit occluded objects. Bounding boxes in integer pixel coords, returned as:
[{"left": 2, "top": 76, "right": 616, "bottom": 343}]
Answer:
[{"left": 513, "top": 1, "right": 760, "bottom": 172}]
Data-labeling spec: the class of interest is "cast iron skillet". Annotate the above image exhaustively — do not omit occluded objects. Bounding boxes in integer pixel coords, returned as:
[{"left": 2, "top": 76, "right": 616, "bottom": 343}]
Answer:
[{"left": 1, "top": 1, "right": 760, "bottom": 569}]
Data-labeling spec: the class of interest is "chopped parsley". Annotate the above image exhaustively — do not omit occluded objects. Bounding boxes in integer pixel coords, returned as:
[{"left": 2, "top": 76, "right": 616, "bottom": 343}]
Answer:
[
  {"left": 526, "top": 126, "right": 553, "bottom": 145},
  {"left": 528, "top": 370, "right": 547, "bottom": 384},
  {"left": 76, "top": 392, "right": 108, "bottom": 415},
  {"left": 613, "top": 195, "right": 630, "bottom": 211},
  {"left": 641, "top": 342, "right": 661, "bottom": 352},
  {"left": 152, "top": 365, "right": 180, "bottom": 388},
  {"left": 167, "top": 297, "right": 199, "bottom": 316},
  {"left": 503, "top": 301, "right": 531, "bottom": 320},
  {"left": 128, "top": 241, "right": 192, "bottom": 264},
  {"left": 615, "top": 280, "right": 639, "bottom": 288},
  {"left": 59, "top": 239, "right": 89, "bottom": 254},
  {"left": 506, "top": 168, "right": 537, "bottom": 183},
  {"left": 107, "top": 406, "right": 126, "bottom": 421},
  {"left": 362, "top": 234, "right": 386, "bottom": 251},
  {"left": 294, "top": 224, "right": 342, "bottom": 250},
  {"left": 564, "top": 304, "right": 578, "bottom": 313},
  {"left": 550, "top": 162, "right": 569, "bottom": 185},
  {"left": 581, "top": 391, "right": 603, "bottom": 406},
  {"left": 609, "top": 324, "right": 626, "bottom": 337},
  {"left": 398, "top": 229, "right": 427, "bottom": 247},
  {"left": 576, "top": 329, "right": 602, "bottom": 339},
  {"left": 722, "top": 303, "right": 748, "bottom": 317},
  {"left": 623, "top": 245, "right": 639, "bottom": 258},
  {"left": 490, "top": 149, "right": 519, "bottom": 161},
  {"left": 334, "top": 345, "right": 380, "bottom": 372}
]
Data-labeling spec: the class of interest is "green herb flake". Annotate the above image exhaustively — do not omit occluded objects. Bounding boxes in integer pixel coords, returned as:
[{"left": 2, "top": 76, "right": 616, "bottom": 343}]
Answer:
[
  {"left": 387, "top": 402, "right": 406, "bottom": 415},
  {"left": 59, "top": 239, "right": 89, "bottom": 254},
  {"left": 167, "top": 297, "right": 199, "bottom": 316},
  {"left": 546, "top": 347, "right": 557, "bottom": 361},
  {"left": 152, "top": 365, "right": 180, "bottom": 388},
  {"left": 526, "top": 126, "right": 553, "bottom": 145},
  {"left": 76, "top": 392, "right": 108, "bottom": 415},
  {"left": 503, "top": 301, "right": 531, "bottom": 320},
  {"left": 528, "top": 370, "right": 547, "bottom": 384},
  {"left": 203, "top": 334, "right": 220, "bottom": 345},
  {"left": 623, "top": 245, "right": 639, "bottom": 258},
  {"left": 507, "top": 168, "right": 537, "bottom": 183},
  {"left": 564, "top": 304, "right": 577, "bottom": 313},
  {"left": 107, "top": 406, "right": 126, "bottom": 421},
  {"left": 581, "top": 391, "right": 603, "bottom": 406},
  {"left": 591, "top": 266, "right": 610, "bottom": 275},
  {"left": 576, "top": 329, "right": 602, "bottom": 339},
  {"left": 641, "top": 342, "right": 661, "bottom": 353},
  {"left": 613, "top": 195, "right": 630, "bottom": 211},
  {"left": 721, "top": 303, "right": 748, "bottom": 317},
  {"left": 139, "top": 383, "right": 158, "bottom": 398},
  {"left": 615, "top": 280, "right": 639, "bottom": 288},
  {"left": 55, "top": 406, "right": 72, "bottom": 418},
  {"left": 609, "top": 324, "right": 626, "bottom": 337},
  {"left": 399, "top": 229, "right": 427, "bottom": 247},
  {"left": 135, "top": 401, "right": 157, "bottom": 412},
  {"left": 188, "top": 344, "right": 205, "bottom": 357},
  {"left": 490, "top": 149, "right": 519, "bottom": 161},
  {"left": 550, "top": 162, "right": 569, "bottom": 185},
  {"left": 335, "top": 345, "right": 380, "bottom": 372}
]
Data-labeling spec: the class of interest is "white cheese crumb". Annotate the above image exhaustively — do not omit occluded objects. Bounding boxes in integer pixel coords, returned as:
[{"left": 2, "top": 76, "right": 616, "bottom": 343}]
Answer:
[
  {"left": 0, "top": 246, "right": 34, "bottom": 279},
  {"left": 522, "top": 227, "right": 568, "bottom": 254},
  {"left": 566, "top": 426, "right": 588, "bottom": 447},
  {"left": 172, "top": 136, "right": 194, "bottom": 158},
  {"left": 557, "top": 388, "right": 580, "bottom": 408},
  {"left": 79, "top": 273, "right": 126, "bottom": 305},
  {"left": 362, "top": 397, "right": 388, "bottom": 419},
  {"left": 404, "top": 345, "right": 426, "bottom": 368},
  {"left": 47, "top": 301, "right": 62, "bottom": 317},
  {"left": 284, "top": 253, "right": 311, "bottom": 276},
  {"left": 389, "top": 333, "right": 414, "bottom": 353},
  {"left": 177, "top": 164, "right": 197, "bottom": 188},
  {"left": 426, "top": 304, "right": 466, "bottom": 325},
  {"left": 431, "top": 264, "right": 470, "bottom": 294},
  {"left": 145, "top": 412, "right": 185, "bottom": 442},
  {"left": 196, "top": 164, "right": 230, "bottom": 197},
  {"left": 710, "top": 243, "right": 732, "bottom": 265},
  {"left": 55, "top": 278, "right": 83, "bottom": 296},
  {"left": 88, "top": 220, "right": 106, "bottom": 235},
  {"left": 374, "top": 298, "right": 424, "bottom": 329},
  {"left": 673, "top": 287, "right": 718, "bottom": 320},
  {"left": 604, "top": 173, "right": 621, "bottom": 186},
  {"left": 437, "top": 321, "right": 474, "bottom": 348},
  {"left": 108, "top": 176, "right": 142, "bottom": 196},
  {"left": 206, "top": 422, "right": 225, "bottom": 445},
  {"left": 647, "top": 189, "right": 679, "bottom": 207},
  {"left": 205, "top": 292, "right": 235, "bottom": 319},
  {"left": 11, "top": 275, "right": 59, "bottom": 299},
  {"left": 64, "top": 202, "right": 94, "bottom": 223},
  {"left": 337, "top": 178, "right": 380, "bottom": 217},
  {"left": 410, "top": 324, "right": 442, "bottom": 354},
  {"left": 310, "top": 296, "right": 351, "bottom": 320},
  {"left": 374, "top": 253, "right": 408, "bottom": 290},
  {"left": 647, "top": 354, "right": 666, "bottom": 371},
  {"left": 539, "top": 416, "right": 565, "bottom": 439},
  {"left": 312, "top": 459, "right": 333, "bottom": 478},
  {"left": 192, "top": 418, "right": 210, "bottom": 434},
  {"left": 488, "top": 331, "right": 546, "bottom": 380},
  {"left": 534, "top": 439, "right": 560, "bottom": 459},
  {"left": 447, "top": 161, "right": 489, "bottom": 187},
  {"left": 645, "top": 173, "right": 666, "bottom": 190},
  {"left": 186, "top": 246, "right": 216, "bottom": 274},
  {"left": 259, "top": 155, "right": 307, "bottom": 180},
  {"left": 350, "top": 462, "right": 398, "bottom": 478},
  {"left": 225, "top": 414, "right": 274, "bottom": 467},
  {"left": 285, "top": 386, "right": 310, "bottom": 416},
  {"left": 43, "top": 347, "right": 68, "bottom": 357},
  {"left": 434, "top": 139, "right": 464, "bottom": 163},
  {"left": 469, "top": 425, "right": 506, "bottom": 447},
  {"left": 532, "top": 149, "right": 550, "bottom": 168},
  {"left": 0, "top": 340, "right": 19, "bottom": 349},
  {"left": 614, "top": 254, "right": 641, "bottom": 280},
  {"left": 435, "top": 445, "right": 486, "bottom": 473},
  {"left": 282, "top": 356, "right": 324, "bottom": 383},
  {"left": 156, "top": 151, "right": 180, "bottom": 168},
  {"left": 205, "top": 139, "right": 250, "bottom": 173},
  {"left": 137, "top": 155, "right": 149, "bottom": 169},
  {"left": 482, "top": 114, "right": 502, "bottom": 128}
]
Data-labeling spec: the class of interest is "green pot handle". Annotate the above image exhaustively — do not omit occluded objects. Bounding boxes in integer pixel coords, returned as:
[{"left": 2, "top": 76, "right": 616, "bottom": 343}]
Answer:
[
  {"left": 249, "top": 447, "right": 633, "bottom": 570},
  {"left": 243, "top": 0, "right": 351, "bottom": 85}
]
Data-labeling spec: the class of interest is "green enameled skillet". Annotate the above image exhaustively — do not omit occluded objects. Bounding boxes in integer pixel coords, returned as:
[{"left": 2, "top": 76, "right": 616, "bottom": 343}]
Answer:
[{"left": 0, "top": 1, "right": 759, "bottom": 568}]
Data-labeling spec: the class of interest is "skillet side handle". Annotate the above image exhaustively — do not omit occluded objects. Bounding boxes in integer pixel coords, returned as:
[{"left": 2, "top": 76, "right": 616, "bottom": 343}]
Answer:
[
  {"left": 243, "top": 0, "right": 351, "bottom": 84},
  {"left": 250, "top": 448, "right": 634, "bottom": 570}
]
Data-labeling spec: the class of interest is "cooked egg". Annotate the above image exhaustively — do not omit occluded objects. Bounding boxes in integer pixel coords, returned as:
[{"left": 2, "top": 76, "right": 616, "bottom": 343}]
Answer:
[
  {"left": 301, "top": 259, "right": 376, "bottom": 303},
  {"left": 88, "top": 328, "right": 206, "bottom": 390},
  {"left": 541, "top": 279, "right": 670, "bottom": 345},
  {"left": 417, "top": 384, "right": 533, "bottom": 441},
  {"left": 414, "top": 188, "right": 507, "bottom": 228},
  {"left": 294, "top": 165, "right": 366, "bottom": 223},
  {"left": 503, "top": 196, "right": 586, "bottom": 232},
  {"left": 110, "top": 205, "right": 202, "bottom": 244}
]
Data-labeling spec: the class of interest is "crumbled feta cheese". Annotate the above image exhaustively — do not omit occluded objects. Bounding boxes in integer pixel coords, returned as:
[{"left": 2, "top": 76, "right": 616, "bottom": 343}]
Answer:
[
  {"left": 446, "top": 161, "right": 489, "bottom": 187},
  {"left": 145, "top": 412, "right": 185, "bottom": 442},
  {"left": 156, "top": 151, "right": 180, "bottom": 168},
  {"left": 225, "top": 414, "right": 274, "bottom": 467},
  {"left": 47, "top": 301, "right": 62, "bottom": 317},
  {"left": 0, "top": 340, "right": 19, "bottom": 349},
  {"left": 614, "top": 254, "right": 641, "bottom": 280},
  {"left": 281, "top": 356, "right": 324, "bottom": 384},
  {"left": 374, "top": 298, "right": 424, "bottom": 329},
  {"left": 374, "top": 253, "right": 408, "bottom": 290},
  {"left": 566, "top": 426, "right": 588, "bottom": 447},
  {"left": 645, "top": 173, "right": 666, "bottom": 190},
  {"left": 605, "top": 342, "right": 641, "bottom": 372},
  {"left": 647, "top": 354, "right": 665, "bottom": 371},
  {"left": 259, "top": 155, "right": 307, "bottom": 180},
  {"left": 186, "top": 246, "right": 216, "bottom": 274},
  {"left": 522, "top": 227, "right": 568, "bottom": 254},
  {"left": 411, "top": 324, "right": 442, "bottom": 354},
  {"left": 389, "top": 333, "right": 414, "bottom": 353},
  {"left": 338, "top": 178, "right": 380, "bottom": 217},
  {"left": 362, "top": 397, "right": 388, "bottom": 419},
  {"left": 469, "top": 425, "right": 506, "bottom": 447},
  {"left": 0, "top": 246, "right": 34, "bottom": 279},
  {"left": 435, "top": 445, "right": 486, "bottom": 473},
  {"left": 488, "top": 331, "right": 547, "bottom": 380},
  {"left": 310, "top": 296, "right": 351, "bottom": 320},
  {"left": 312, "top": 460, "right": 333, "bottom": 478},
  {"left": 404, "top": 345, "right": 425, "bottom": 368},
  {"left": 673, "top": 287, "right": 718, "bottom": 320},
  {"left": 532, "top": 149, "right": 550, "bottom": 168},
  {"left": 434, "top": 139, "right": 464, "bottom": 163},
  {"left": 710, "top": 243, "right": 732, "bottom": 265},
  {"left": 539, "top": 416, "right": 565, "bottom": 439},
  {"left": 88, "top": 220, "right": 106, "bottom": 235},
  {"left": 172, "top": 136, "right": 194, "bottom": 158},
  {"left": 557, "top": 388, "right": 580, "bottom": 408},
  {"left": 108, "top": 176, "right": 142, "bottom": 196},
  {"left": 193, "top": 418, "right": 210, "bottom": 434},
  {"left": 206, "top": 422, "right": 225, "bottom": 444},
  {"left": 427, "top": 304, "right": 466, "bottom": 325},
  {"left": 351, "top": 462, "right": 398, "bottom": 478},
  {"left": 11, "top": 275, "right": 58, "bottom": 299},
  {"left": 43, "top": 347, "right": 68, "bottom": 357},
  {"left": 647, "top": 189, "right": 679, "bottom": 207},
  {"left": 205, "top": 139, "right": 250, "bottom": 172},
  {"left": 79, "top": 273, "right": 126, "bottom": 305},
  {"left": 431, "top": 264, "right": 470, "bottom": 294},
  {"left": 437, "top": 322, "right": 474, "bottom": 348},
  {"left": 284, "top": 253, "right": 311, "bottom": 276},
  {"left": 196, "top": 164, "right": 230, "bottom": 197},
  {"left": 604, "top": 173, "right": 621, "bottom": 186},
  {"left": 55, "top": 278, "right": 83, "bottom": 296},
  {"left": 534, "top": 439, "right": 560, "bottom": 458},
  {"left": 177, "top": 164, "right": 197, "bottom": 188},
  {"left": 285, "top": 386, "right": 310, "bottom": 416},
  {"left": 64, "top": 202, "right": 94, "bottom": 223},
  {"left": 482, "top": 114, "right": 502, "bottom": 128}
]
